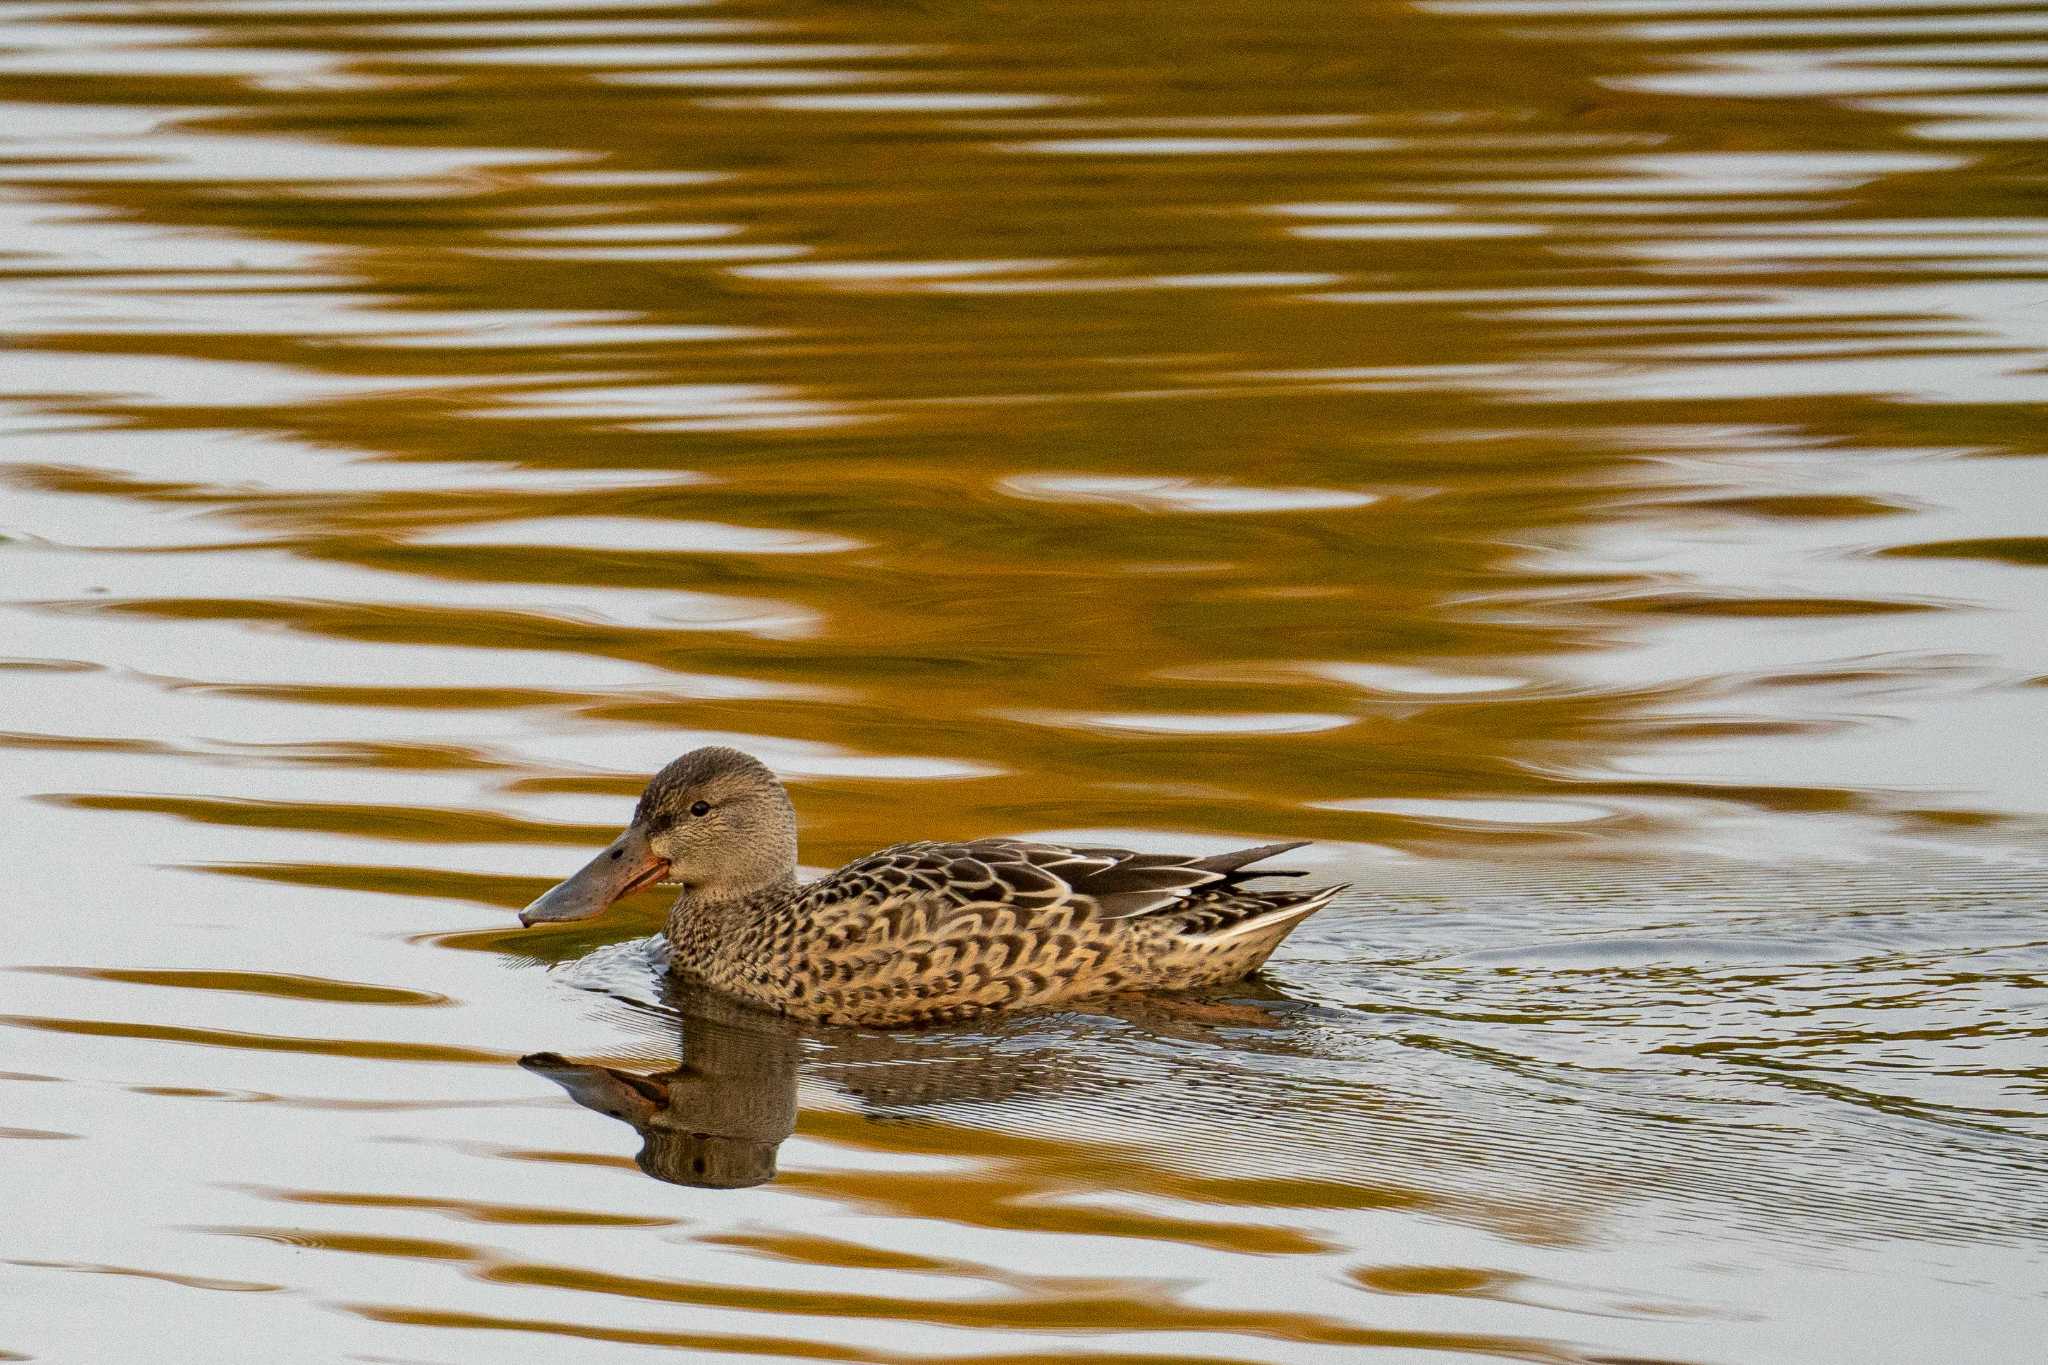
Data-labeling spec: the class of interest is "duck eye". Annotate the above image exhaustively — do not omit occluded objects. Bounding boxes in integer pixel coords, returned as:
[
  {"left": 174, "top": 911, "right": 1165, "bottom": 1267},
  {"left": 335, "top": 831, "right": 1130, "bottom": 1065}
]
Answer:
[{"left": 689, "top": 800, "right": 710, "bottom": 818}]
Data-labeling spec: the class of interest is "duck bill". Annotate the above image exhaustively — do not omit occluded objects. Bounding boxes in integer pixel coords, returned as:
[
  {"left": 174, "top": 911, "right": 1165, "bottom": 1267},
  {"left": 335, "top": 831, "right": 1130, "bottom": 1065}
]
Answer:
[{"left": 519, "top": 828, "right": 669, "bottom": 927}]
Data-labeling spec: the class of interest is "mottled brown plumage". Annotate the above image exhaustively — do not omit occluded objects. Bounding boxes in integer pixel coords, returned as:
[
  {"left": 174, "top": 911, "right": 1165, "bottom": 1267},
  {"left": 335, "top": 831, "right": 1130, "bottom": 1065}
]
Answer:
[{"left": 520, "top": 747, "right": 1345, "bottom": 1027}]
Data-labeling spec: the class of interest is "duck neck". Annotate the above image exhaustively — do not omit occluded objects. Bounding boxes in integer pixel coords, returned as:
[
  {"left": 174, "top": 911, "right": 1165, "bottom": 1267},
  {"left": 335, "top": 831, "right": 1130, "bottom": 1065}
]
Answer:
[{"left": 674, "top": 871, "right": 799, "bottom": 921}]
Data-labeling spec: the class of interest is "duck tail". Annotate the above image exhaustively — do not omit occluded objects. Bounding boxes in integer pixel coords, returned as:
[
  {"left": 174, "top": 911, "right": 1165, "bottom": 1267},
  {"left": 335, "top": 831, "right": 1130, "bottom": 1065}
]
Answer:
[
  {"left": 1189, "top": 883, "right": 1347, "bottom": 945},
  {"left": 1193, "top": 840, "right": 1313, "bottom": 880}
]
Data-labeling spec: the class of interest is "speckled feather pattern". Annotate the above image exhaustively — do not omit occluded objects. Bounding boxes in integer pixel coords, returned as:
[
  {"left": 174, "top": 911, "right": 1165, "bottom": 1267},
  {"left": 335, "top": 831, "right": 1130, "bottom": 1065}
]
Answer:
[{"left": 667, "top": 837, "right": 1344, "bottom": 1027}]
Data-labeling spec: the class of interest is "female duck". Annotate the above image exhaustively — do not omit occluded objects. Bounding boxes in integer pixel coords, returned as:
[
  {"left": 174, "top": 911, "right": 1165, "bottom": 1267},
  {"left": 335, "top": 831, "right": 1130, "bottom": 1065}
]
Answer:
[{"left": 520, "top": 747, "right": 1343, "bottom": 1027}]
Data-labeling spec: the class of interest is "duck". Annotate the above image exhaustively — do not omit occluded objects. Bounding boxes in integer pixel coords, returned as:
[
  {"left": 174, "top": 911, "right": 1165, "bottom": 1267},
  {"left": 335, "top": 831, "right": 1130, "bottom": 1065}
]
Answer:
[{"left": 518, "top": 746, "right": 1345, "bottom": 1027}]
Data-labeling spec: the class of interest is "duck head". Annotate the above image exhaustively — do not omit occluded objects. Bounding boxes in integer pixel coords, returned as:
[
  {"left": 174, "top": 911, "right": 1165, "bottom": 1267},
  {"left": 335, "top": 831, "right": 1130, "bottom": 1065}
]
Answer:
[{"left": 518, "top": 746, "right": 798, "bottom": 927}]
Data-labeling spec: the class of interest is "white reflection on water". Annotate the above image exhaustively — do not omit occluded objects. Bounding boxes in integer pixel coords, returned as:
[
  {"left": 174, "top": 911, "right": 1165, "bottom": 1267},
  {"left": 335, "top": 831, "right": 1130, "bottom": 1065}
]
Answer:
[
  {"left": 409, "top": 517, "right": 863, "bottom": 555},
  {"left": 1001, "top": 474, "right": 1377, "bottom": 513},
  {"left": 478, "top": 382, "right": 865, "bottom": 431},
  {"left": 1314, "top": 662, "right": 1529, "bottom": 696},
  {"left": 6, "top": 545, "right": 818, "bottom": 636},
  {"left": 1319, "top": 796, "right": 1617, "bottom": 825},
  {"left": 1005, "top": 710, "right": 1357, "bottom": 736},
  {"left": 1864, "top": 92, "right": 2048, "bottom": 140}
]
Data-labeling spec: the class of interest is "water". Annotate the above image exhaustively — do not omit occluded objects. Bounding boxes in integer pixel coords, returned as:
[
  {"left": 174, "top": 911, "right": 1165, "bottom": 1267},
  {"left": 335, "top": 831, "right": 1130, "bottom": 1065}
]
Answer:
[{"left": 3, "top": 0, "right": 2047, "bottom": 1360}]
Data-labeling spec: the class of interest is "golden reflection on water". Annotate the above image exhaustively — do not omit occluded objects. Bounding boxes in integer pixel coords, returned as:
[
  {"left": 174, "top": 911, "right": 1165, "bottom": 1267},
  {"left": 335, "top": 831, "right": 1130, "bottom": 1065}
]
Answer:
[{"left": 4, "top": 0, "right": 2048, "bottom": 1361}]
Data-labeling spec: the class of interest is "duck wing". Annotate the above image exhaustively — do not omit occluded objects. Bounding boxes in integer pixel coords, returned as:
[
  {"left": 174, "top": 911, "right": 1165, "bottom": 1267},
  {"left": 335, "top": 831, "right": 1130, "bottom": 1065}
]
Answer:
[{"left": 801, "top": 837, "right": 1317, "bottom": 933}]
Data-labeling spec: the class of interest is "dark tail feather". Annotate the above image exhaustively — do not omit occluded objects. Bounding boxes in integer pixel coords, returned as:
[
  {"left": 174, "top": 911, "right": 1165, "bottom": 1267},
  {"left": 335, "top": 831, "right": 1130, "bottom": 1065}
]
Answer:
[{"left": 1195, "top": 840, "right": 1312, "bottom": 879}]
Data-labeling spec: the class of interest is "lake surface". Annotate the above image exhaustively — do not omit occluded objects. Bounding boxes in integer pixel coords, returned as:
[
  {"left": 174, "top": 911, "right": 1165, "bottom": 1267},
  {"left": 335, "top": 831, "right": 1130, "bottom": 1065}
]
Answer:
[{"left": 4, "top": 0, "right": 2047, "bottom": 1360}]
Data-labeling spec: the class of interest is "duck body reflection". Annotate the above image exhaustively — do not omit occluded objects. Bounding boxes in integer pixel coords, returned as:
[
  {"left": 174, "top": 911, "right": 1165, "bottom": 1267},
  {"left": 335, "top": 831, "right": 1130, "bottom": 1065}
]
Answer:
[
  {"left": 519, "top": 747, "right": 1345, "bottom": 1027},
  {"left": 521, "top": 972, "right": 1309, "bottom": 1190}
]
